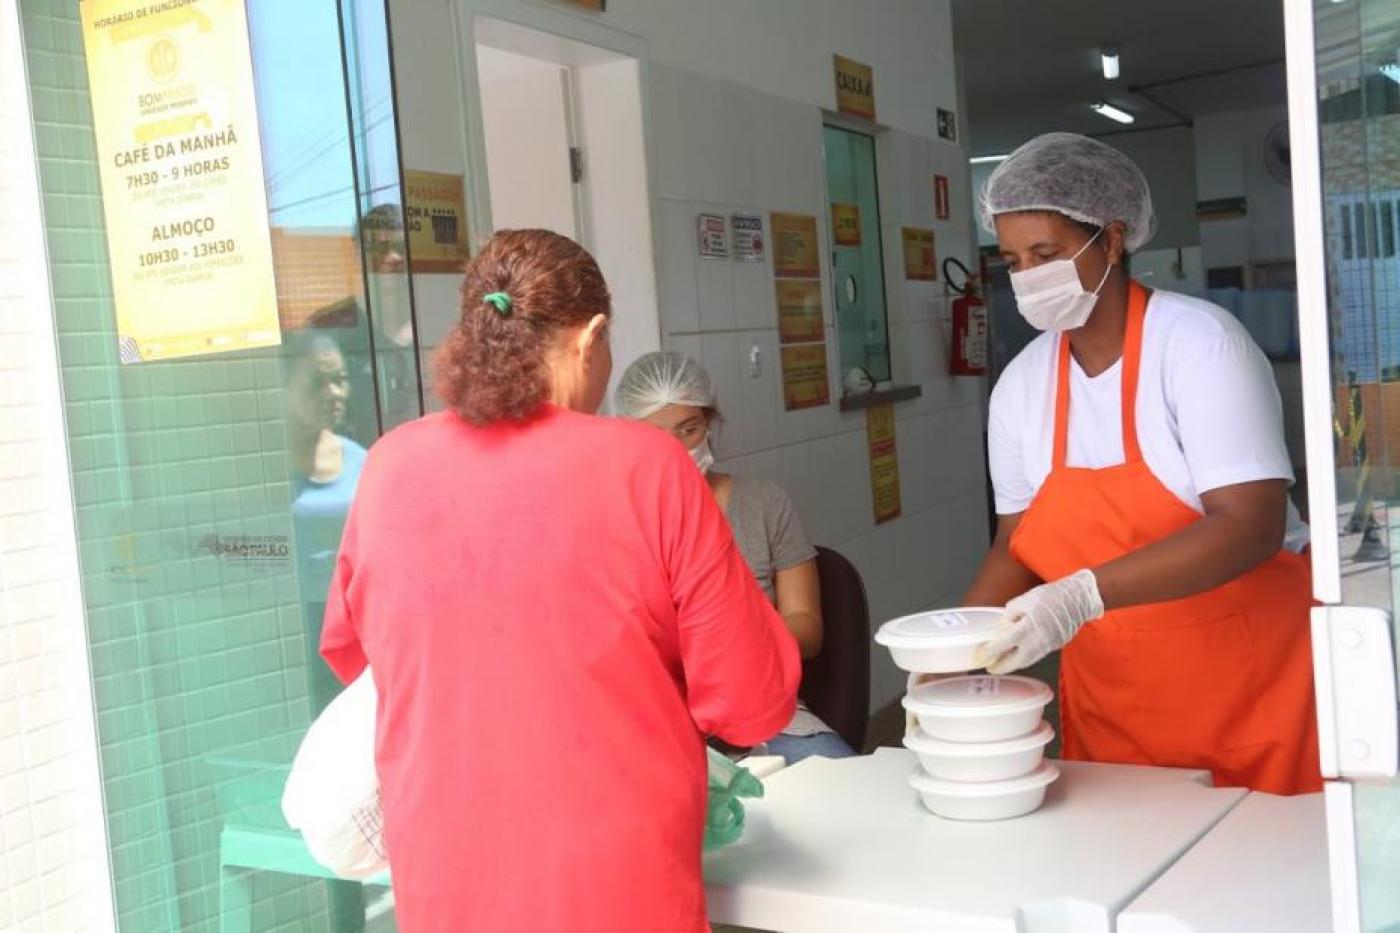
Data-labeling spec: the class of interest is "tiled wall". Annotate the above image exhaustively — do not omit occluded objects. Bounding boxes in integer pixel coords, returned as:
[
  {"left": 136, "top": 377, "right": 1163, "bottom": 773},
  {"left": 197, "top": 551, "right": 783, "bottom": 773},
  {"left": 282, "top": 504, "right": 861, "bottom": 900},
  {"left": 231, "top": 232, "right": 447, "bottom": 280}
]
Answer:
[
  {"left": 648, "top": 64, "right": 990, "bottom": 709},
  {"left": 1, "top": 6, "right": 113, "bottom": 929},
  {"left": 20, "top": 4, "right": 341, "bottom": 930}
]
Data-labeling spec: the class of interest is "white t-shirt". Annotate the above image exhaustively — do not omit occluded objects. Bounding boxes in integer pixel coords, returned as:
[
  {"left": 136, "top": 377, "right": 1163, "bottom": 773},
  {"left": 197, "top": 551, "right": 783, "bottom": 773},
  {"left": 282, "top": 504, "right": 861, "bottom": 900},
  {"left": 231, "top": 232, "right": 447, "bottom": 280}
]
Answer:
[{"left": 989, "top": 288, "right": 1309, "bottom": 552}]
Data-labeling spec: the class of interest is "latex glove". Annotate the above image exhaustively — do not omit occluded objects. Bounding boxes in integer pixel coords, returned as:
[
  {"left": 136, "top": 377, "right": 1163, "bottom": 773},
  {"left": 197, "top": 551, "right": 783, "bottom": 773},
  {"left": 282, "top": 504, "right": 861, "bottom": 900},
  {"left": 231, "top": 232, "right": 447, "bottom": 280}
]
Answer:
[
  {"left": 974, "top": 570, "right": 1105, "bottom": 675},
  {"left": 704, "top": 748, "right": 764, "bottom": 850}
]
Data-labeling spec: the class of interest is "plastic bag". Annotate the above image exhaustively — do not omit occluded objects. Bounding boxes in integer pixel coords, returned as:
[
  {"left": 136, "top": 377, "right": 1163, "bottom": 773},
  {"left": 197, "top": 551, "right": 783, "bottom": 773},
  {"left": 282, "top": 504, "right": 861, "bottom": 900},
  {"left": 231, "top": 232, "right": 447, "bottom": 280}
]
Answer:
[
  {"left": 704, "top": 748, "right": 764, "bottom": 850},
  {"left": 281, "top": 668, "right": 387, "bottom": 879}
]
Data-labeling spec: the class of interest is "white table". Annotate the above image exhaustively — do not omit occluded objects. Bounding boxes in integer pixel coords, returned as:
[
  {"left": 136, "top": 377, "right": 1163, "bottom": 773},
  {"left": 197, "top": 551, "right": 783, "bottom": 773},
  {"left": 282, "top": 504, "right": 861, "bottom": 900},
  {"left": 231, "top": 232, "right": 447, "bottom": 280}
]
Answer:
[
  {"left": 1119, "top": 793, "right": 1332, "bottom": 933},
  {"left": 704, "top": 749, "right": 1247, "bottom": 933}
]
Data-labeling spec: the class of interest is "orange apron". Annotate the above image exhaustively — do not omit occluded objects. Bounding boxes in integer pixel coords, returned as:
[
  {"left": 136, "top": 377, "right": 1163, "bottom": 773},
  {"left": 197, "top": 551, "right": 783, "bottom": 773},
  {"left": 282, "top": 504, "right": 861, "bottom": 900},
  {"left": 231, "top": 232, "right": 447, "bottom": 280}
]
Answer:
[{"left": 1009, "top": 281, "right": 1321, "bottom": 795}]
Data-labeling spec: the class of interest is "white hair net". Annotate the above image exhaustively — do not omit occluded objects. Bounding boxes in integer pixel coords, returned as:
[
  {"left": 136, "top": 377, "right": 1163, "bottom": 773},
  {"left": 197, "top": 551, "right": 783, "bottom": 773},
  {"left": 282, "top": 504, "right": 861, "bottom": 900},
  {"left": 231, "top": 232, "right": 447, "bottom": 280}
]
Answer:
[
  {"left": 614, "top": 351, "right": 717, "bottom": 420},
  {"left": 979, "top": 132, "right": 1157, "bottom": 252}
]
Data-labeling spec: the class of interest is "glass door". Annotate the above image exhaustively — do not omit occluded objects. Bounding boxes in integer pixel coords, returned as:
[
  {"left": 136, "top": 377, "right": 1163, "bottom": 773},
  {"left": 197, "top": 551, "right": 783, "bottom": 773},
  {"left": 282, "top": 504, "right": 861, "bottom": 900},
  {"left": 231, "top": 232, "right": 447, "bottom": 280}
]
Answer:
[
  {"left": 1287, "top": 0, "right": 1400, "bottom": 930},
  {"left": 19, "top": 0, "right": 418, "bottom": 928}
]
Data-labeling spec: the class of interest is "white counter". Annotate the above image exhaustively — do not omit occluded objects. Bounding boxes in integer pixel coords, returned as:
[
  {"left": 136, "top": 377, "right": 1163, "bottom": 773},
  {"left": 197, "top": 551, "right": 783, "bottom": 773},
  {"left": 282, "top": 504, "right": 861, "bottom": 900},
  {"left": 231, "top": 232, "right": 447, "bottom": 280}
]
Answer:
[
  {"left": 704, "top": 749, "right": 1247, "bottom": 933},
  {"left": 1119, "top": 792, "right": 1332, "bottom": 933}
]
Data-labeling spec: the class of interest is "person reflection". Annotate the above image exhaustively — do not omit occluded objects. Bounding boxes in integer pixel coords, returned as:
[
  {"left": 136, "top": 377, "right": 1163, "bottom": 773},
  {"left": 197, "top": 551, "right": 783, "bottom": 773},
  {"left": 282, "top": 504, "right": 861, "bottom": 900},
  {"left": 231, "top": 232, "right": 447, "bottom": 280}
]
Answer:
[
  {"left": 362, "top": 202, "right": 420, "bottom": 430},
  {"left": 285, "top": 327, "right": 368, "bottom": 714}
]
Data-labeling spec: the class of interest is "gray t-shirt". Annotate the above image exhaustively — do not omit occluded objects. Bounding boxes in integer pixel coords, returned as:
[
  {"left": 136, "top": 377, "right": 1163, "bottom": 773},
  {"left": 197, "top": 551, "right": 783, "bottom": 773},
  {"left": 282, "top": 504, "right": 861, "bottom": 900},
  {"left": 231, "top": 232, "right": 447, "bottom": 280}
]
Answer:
[
  {"left": 723, "top": 477, "right": 830, "bottom": 739},
  {"left": 723, "top": 477, "right": 818, "bottom": 603}
]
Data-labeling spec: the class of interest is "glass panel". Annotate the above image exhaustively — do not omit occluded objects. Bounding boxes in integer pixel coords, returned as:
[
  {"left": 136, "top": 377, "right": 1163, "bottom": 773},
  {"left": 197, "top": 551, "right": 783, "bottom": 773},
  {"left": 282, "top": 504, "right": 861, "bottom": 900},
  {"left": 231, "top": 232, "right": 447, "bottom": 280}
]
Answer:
[
  {"left": 20, "top": 0, "right": 417, "bottom": 928},
  {"left": 823, "top": 124, "right": 892, "bottom": 383},
  {"left": 1313, "top": 0, "right": 1400, "bottom": 928}
]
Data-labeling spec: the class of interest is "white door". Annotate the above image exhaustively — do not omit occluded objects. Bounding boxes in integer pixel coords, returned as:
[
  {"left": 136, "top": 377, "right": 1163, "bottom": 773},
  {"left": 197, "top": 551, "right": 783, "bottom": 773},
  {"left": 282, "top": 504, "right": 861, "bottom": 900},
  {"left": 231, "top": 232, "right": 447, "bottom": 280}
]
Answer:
[{"left": 1285, "top": 1, "right": 1400, "bottom": 930}]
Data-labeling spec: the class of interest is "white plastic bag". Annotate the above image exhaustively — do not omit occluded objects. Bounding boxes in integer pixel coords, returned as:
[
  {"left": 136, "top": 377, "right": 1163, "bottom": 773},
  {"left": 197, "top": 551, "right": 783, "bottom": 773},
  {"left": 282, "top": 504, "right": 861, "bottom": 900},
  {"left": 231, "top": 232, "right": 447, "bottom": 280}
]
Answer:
[{"left": 282, "top": 668, "right": 388, "bottom": 879}]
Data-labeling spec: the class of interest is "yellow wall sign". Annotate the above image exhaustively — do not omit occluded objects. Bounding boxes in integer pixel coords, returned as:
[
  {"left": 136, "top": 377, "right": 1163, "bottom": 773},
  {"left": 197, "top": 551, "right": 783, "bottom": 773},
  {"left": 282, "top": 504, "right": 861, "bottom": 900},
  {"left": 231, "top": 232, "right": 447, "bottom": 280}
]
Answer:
[
  {"left": 834, "top": 54, "right": 875, "bottom": 120},
  {"left": 81, "top": 0, "right": 280, "bottom": 363},
  {"left": 902, "top": 227, "right": 937, "bottom": 281},
  {"left": 781, "top": 343, "right": 831, "bottom": 411},
  {"left": 771, "top": 212, "right": 821, "bottom": 279},
  {"left": 775, "top": 279, "right": 825, "bottom": 344},
  {"left": 405, "top": 170, "right": 470, "bottom": 273},
  {"left": 867, "top": 403, "right": 902, "bottom": 523},
  {"left": 832, "top": 202, "right": 862, "bottom": 246}
]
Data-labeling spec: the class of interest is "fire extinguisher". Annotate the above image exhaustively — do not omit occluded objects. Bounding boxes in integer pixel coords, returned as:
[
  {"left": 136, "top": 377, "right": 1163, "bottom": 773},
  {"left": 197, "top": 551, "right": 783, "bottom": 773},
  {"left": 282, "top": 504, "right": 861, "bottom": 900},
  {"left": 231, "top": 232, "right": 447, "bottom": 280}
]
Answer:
[{"left": 945, "top": 256, "right": 987, "bottom": 376}]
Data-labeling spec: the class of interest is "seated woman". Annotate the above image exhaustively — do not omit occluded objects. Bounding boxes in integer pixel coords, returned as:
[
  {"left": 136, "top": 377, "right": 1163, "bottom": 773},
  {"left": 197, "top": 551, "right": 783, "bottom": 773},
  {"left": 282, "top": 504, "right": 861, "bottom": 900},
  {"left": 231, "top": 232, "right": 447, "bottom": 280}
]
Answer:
[{"left": 616, "top": 351, "right": 857, "bottom": 764}]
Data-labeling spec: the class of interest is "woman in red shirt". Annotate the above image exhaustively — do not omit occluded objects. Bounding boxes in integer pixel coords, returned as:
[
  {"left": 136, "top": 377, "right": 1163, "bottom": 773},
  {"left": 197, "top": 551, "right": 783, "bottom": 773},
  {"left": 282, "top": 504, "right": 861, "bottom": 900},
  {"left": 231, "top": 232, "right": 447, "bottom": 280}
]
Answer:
[{"left": 318, "top": 229, "right": 799, "bottom": 932}]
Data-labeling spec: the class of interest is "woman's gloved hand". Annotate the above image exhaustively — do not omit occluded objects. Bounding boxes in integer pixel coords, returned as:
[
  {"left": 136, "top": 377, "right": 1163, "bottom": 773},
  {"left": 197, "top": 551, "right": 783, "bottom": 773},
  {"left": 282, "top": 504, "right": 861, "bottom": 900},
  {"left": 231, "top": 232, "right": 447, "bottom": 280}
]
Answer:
[{"left": 974, "top": 569, "right": 1105, "bottom": 674}]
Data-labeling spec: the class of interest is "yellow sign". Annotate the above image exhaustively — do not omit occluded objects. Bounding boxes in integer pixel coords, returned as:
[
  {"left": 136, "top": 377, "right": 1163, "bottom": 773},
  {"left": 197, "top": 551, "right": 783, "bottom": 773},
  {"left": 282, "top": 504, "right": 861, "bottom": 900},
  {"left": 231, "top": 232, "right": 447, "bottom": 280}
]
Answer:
[
  {"left": 902, "top": 227, "right": 937, "bottom": 281},
  {"left": 81, "top": 0, "right": 280, "bottom": 363},
  {"left": 405, "top": 170, "right": 470, "bottom": 273},
  {"left": 771, "top": 212, "right": 821, "bottom": 279},
  {"left": 834, "top": 54, "right": 875, "bottom": 120},
  {"left": 832, "top": 202, "right": 862, "bottom": 246},
  {"left": 867, "top": 403, "right": 902, "bottom": 523},
  {"left": 775, "top": 279, "right": 825, "bottom": 344},
  {"left": 781, "top": 343, "right": 831, "bottom": 411}
]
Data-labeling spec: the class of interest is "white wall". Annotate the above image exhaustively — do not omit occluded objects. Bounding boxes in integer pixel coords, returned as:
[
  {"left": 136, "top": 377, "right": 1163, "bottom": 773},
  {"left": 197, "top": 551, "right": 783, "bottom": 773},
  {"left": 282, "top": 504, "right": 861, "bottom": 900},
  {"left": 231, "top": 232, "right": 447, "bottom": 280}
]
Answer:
[
  {"left": 0, "top": 7, "right": 114, "bottom": 929},
  {"left": 389, "top": 0, "right": 987, "bottom": 713},
  {"left": 1195, "top": 105, "right": 1295, "bottom": 270}
]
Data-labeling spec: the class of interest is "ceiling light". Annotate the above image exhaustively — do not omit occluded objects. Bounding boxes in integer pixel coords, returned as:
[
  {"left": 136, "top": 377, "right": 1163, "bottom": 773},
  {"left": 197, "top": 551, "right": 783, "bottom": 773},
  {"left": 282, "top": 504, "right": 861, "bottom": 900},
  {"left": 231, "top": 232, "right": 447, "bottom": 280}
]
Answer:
[
  {"left": 969, "top": 154, "right": 1010, "bottom": 164},
  {"left": 1090, "top": 101, "right": 1135, "bottom": 124},
  {"left": 1102, "top": 48, "right": 1120, "bottom": 81}
]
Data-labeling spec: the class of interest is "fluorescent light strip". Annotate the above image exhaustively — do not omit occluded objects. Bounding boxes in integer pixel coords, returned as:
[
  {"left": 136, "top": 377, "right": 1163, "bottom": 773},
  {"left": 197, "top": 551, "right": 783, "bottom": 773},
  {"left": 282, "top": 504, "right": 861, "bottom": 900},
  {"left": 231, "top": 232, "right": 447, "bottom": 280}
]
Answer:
[
  {"left": 1102, "top": 49, "right": 1120, "bottom": 81},
  {"left": 1090, "top": 101, "right": 1135, "bottom": 124},
  {"left": 969, "top": 154, "right": 1010, "bottom": 164}
]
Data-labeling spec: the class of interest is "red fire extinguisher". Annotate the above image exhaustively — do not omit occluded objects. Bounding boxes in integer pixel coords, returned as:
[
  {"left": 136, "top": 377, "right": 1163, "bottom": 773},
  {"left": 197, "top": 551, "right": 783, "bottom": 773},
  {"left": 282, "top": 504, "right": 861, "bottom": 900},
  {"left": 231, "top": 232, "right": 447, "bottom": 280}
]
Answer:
[{"left": 945, "top": 257, "right": 987, "bottom": 376}]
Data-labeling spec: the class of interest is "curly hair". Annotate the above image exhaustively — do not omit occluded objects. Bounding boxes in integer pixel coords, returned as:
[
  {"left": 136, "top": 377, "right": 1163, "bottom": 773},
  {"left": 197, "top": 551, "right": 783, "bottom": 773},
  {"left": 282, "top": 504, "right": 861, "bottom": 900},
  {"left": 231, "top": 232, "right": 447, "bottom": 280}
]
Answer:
[{"left": 434, "top": 229, "right": 611, "bottom": 425}]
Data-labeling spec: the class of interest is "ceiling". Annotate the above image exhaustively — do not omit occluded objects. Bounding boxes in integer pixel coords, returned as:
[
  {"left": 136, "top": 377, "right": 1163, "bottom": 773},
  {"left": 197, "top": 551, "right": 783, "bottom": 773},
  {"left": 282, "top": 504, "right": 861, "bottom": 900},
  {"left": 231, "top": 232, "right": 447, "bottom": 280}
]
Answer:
[{"left": 953, "top": 0, "right": 1288, "bottom": 156}]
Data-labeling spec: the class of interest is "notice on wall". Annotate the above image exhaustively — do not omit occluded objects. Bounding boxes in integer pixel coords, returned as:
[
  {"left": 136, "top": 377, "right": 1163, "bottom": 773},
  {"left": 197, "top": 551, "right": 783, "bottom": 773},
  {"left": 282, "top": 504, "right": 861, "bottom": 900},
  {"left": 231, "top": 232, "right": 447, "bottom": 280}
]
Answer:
[
  {"left": 732, "top": 213, "right": 765, "bottom": 262},
  {"left": 937, "top": 108, "right": 958, "bottom": 142},
  {"left": 405, "top": 170, "right": 469, "bottom": 273},
  {"left": 831, "top": 202, "right": 862, "bottom": 246},
  {"left": 81, "top": 0, "right": 280, "bottom": 364},
  {"left": 902, "top": 227, "right": 937, "bottom": 281},
  {"left": 775, "top": 279, "right": 825, "bottom": 344},
  {"left": 867, "top": 403, "right": 902, "bottom": 524},
  {"left": 698, "top": 212, "right": 730, "bottom": 260},
  {"left": 771, "top": 212, "right": 821, "bottom": 278},
  {"left": 834, "top": 54, "right": 875, "bottom": 120},
  {"left": 781, "top": 343, "right": 831, "bottom": 411},
  {"left": 934, "top": 175, "right": 951, "bottom": 220}
]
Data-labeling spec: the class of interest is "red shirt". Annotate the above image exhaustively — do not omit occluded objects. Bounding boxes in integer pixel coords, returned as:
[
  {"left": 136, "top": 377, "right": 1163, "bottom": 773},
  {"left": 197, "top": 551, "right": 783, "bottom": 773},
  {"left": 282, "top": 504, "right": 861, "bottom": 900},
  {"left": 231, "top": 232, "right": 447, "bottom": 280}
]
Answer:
[{"left": 321, "top": 407, "right": 799, "bottom": 932}]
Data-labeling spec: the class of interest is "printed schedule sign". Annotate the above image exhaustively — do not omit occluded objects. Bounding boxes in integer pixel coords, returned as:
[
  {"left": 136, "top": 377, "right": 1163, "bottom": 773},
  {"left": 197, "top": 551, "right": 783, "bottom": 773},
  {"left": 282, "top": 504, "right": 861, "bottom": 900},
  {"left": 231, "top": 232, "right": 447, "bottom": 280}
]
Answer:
[
  {"left": 775, "top": 279, "right": 825, "bottom": 344},
  {"left": 81, "top": 0, "right": 280, "bottom": 363},
  {"left": 780, "top": 343, "right": 831, "bottom": 410},
  {"left": 867, "top": 402, "right": 902, "bottom": 523}
]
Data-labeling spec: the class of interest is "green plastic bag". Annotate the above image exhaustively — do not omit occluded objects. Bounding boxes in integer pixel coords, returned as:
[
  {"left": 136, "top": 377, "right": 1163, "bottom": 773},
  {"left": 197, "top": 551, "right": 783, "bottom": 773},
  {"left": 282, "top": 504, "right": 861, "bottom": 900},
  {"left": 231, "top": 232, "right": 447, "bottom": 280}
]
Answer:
[{"left": 704, "top": 748, "right": 764, "bottom": 850}]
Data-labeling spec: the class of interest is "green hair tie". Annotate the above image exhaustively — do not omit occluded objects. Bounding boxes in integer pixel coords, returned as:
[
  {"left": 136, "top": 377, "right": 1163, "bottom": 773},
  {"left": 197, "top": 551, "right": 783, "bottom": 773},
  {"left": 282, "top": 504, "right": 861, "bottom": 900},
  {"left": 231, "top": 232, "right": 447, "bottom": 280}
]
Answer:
[{"left": 483, "top": 292, "right": 513, "bottom": 315}]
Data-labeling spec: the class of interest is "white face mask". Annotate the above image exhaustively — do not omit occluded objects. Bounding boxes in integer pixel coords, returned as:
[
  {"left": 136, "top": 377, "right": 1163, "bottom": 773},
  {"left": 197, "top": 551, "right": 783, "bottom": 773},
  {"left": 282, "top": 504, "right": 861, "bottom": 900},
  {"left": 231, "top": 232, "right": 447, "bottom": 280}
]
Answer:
[
  {"left": 689, "top": 437, "right": 715, "bottom": 475},
  {"left": 1008, "top": 227, "right": 1113, "bottom": 332}
]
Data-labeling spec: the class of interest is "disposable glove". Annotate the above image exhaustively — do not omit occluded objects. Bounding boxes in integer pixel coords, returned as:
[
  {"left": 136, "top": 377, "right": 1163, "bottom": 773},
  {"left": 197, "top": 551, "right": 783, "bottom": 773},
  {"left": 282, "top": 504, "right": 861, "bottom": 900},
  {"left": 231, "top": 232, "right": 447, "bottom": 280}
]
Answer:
[
  {"left": 973, "top": 569, "right": 1105, "bottom": 674},
  {"left": 704, "top": 747, "right": 764, "bottom": 850}
]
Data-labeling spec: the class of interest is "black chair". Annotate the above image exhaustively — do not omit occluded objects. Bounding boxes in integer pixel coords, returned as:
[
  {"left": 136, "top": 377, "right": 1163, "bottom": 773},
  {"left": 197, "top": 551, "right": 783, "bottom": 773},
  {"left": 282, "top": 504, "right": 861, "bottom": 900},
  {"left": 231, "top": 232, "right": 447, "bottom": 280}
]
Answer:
[{"left": 800, "top": 546, "right": 871, "bottom": 752}]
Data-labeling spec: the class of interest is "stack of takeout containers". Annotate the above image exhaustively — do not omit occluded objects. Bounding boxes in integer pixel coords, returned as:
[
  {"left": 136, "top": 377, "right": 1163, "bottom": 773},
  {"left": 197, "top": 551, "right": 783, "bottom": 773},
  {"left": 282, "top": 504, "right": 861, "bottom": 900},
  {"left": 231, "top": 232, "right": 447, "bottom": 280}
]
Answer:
[{"left": 875, "top": 608, "right": 1060, "bottom": 821}]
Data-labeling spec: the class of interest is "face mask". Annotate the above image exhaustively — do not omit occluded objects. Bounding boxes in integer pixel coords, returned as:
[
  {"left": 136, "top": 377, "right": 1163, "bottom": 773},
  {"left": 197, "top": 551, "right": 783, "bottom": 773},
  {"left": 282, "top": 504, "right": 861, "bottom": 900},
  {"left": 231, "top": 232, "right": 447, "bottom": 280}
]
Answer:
[
  {"left": 1009, "top": 228, "right": 1113, "bottom": 332},
  {"left": 689, "top": 437, "right": 715, "bottom": 475}
]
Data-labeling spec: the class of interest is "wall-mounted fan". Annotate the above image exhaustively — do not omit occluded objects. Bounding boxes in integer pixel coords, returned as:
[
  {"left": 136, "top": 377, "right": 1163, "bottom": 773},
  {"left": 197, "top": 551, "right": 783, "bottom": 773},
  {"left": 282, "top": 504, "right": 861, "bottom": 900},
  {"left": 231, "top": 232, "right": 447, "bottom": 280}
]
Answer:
[{"left": 1265, "top": 122, "right": 1292, "bottom": 188}]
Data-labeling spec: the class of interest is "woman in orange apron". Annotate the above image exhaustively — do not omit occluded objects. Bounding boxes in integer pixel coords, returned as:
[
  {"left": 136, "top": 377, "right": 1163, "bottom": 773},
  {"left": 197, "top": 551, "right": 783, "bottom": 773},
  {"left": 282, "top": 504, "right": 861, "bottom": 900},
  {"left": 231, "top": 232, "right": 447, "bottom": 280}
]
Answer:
[{"left": 965, "top": 133, "right": 1320, "bottom": 795}]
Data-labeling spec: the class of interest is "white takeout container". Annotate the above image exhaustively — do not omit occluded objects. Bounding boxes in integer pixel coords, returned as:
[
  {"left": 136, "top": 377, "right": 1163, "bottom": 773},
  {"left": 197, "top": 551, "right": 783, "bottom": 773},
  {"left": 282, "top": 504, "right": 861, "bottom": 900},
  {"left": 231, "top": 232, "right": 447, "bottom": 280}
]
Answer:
[
  {"left": 910, "top": 761, "right": 1061, "bottom": 821},
  {"left": 903, "top": 721, "right": 1054, "bottom": 783},
  {"left": 902, "top": 674, "right": 1053, "bottom": 743},
  {"left": 874, "top": 608, "right": 1002, "bottom": 673}
]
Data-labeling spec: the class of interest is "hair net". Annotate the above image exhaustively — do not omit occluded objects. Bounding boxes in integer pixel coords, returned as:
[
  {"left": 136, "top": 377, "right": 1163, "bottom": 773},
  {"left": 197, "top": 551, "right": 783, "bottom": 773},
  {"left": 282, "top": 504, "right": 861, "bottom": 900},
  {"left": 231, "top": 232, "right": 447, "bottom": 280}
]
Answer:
[
  {"left": 979, "top": 132, "right": 1157, "bottom": 252},
  {"left": 614, "top": 351, "right": 717, "bottom": 420}
]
